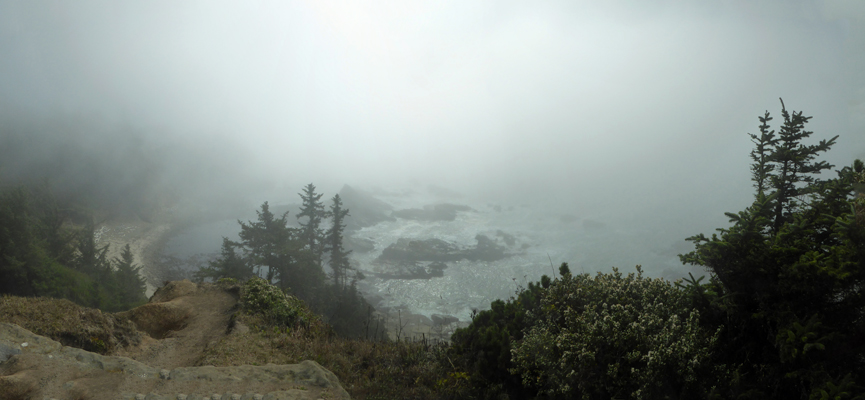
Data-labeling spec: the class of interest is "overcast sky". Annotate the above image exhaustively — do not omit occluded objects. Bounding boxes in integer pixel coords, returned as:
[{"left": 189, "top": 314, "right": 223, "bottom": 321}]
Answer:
[{"left": 1, "top": 1, "right": 864, "bottom": 229}]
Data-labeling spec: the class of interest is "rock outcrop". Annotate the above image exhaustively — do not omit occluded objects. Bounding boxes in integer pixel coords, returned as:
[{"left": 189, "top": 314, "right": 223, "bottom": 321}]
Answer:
[
  {"left": 376, "top": 234, "right": 509, "bottom": 264},
  {"left": 392, "top": 203, "right": 473, "bottom": 221},
  {"left": 338, "top": 185, "right": 395, "bottom": 231},
  {"left": 0, "top": 280, "right": 352, "bottom": 400},
  {"left": 0, "top": 324, "right": 349, "bottom": 400}
]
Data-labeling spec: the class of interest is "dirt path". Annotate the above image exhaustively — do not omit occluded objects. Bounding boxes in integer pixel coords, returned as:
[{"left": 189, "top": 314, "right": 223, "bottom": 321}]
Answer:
[
  {"left": 115, "top": 281, "right": 238, "bottom": 369},
  {"left": 0, "top": 281, "right": 351, "bottom": 399}
]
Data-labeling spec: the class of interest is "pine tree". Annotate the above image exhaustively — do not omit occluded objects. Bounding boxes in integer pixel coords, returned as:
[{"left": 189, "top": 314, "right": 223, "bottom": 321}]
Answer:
[
  {"left": 72, "top": 219, "right": 111, "bottom": 278},
  {"left": 296, "top": 183, "right": 328, "bottom": 268},
  {"left": 766, "top": 99, "right": 838, "bottom": 232},
  {"left": 0, "top": 186, "right": 44, "bottom": 296},
  {"left": 194, "top": 237, "right": 252, "bottom": 282},
  {"left": 237, "top": 202, "right": 292, "bottom": 283},
  {"left": 113, "top": 243, "right": 147, "bottom": 309},
  {"left": 325, "top": 194, "right": 352, "bottom": 288},
  {"left": 680, "top": 100, "right": 864, "bottom": 397}
]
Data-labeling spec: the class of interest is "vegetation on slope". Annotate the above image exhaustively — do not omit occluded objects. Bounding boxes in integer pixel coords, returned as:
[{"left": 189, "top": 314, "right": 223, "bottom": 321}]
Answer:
[
  {"left": 1, "top": 101, "right": 863, "bottom": 399},
  {"left": 0, "top": 184, "right": 148, "bottom": 312},
  {"left": 195, "top": 184, "right": 379, "bottom": 339}
]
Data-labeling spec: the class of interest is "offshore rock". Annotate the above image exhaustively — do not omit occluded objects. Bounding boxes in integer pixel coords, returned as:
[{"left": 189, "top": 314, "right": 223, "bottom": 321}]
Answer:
[
  {"left": 338, "top": 185, "right": 395, "bottom": 231},
  {"left": 376, "top": 234, "right": 509, "bottom": 264},
  {"left": 0, "top": 323, "right": 350, "bottom": 400},
  {"left": 392, "top": 203, "right": 473, "bottom": 221}
]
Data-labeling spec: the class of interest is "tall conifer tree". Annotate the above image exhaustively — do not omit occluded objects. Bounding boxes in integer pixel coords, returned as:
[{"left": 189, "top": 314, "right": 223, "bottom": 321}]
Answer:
[
  {"left": 325, "top": 194, "right": 352, "bottom": 288},
  {"left": 113, "top": 243, "right": 147, "bottom": 308},
  {"left": 195, "top": 237, "right": 252, "bottom": 282},
  {"left": 296, "top": 183, "right": 328, "bottom": 268},
  {"left": 238, "top": 202, "right": 291, "bottom": 283},
  {"left": 680, "top": 100, "right": 863, "bottom": 397}
]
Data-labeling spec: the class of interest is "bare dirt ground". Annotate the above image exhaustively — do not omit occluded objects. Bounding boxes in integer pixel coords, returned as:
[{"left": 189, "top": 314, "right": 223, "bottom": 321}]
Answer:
[
  {"left": 0, "top": 281, "right": 350, "bottom": 400},
  {"left": 114, "top": 281, "right": 238, "bottom": 369}
]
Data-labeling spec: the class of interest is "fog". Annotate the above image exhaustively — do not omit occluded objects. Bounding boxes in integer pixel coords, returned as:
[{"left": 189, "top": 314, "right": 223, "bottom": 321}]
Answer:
[{"left": 2, "top": 1, "right": 865, "bottom": 271}]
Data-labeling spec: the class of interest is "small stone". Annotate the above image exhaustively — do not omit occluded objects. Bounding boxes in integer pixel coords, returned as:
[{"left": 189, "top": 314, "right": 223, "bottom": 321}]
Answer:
[
  {"left": 212, "top": 395, "right": 222, "bottom": 400},
  {"left": 160, "top": 369, "right": 170, "bottom": 379},
  {"left": 20, "top": 342, "right": 28, "bottom": 347},
  {"left": 135, "top": 394, "right": 145, "bottom": 400},
  {"left": 231, "top": 395, "right": 241, "bottom": 400},
  {"left": 253, "top": 395, "right": 263, "bottom": 400},
  {"left": 177, "top": 395, "right": 187, "bottom": 400}
]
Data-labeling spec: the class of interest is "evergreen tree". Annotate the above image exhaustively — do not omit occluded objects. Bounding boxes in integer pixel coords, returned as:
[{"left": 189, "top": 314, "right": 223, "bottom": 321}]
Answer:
[
  {"left": 0, "top": 185, "right": 105, "bottom": 307},
  {"left": 72, "top": 219, "right": 115, "bottom": 308},
  {"left": 113, "top": 243, "right": 147, "bottom": 309},
  {"left": 194, "top": 237, "right": 252, "bottom": 282},
  {"left": 72, "top": 219, "right": 111, "bottom": 278},
  {"left": 0, "top": 186, "right": 45, "bottom": 296},
  {"left": 325, "top": 194, "right": 352, "bottom": 288},
  {"left": 237, "top": 202, "right": 292, "bottom": 283},
  {"left": 680, "top": 100, "right": 864, "bottom": 398},
  {"left": 296, "top": 183, "right": 328, "bottom": 268},
  {"left": 236, "top": 202, "right": 325, "bottom": 300}
]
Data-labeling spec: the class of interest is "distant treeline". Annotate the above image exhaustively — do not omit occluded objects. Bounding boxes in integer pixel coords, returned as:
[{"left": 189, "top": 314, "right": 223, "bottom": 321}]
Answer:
[{"left": 0, "top": 184, "right": 147, "bottom": 311}]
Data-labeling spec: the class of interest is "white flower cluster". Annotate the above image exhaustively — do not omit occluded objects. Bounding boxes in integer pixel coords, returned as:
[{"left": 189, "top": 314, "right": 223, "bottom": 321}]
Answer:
[{"left": 511, "top": 268, "right": 719, "bottom": 399}]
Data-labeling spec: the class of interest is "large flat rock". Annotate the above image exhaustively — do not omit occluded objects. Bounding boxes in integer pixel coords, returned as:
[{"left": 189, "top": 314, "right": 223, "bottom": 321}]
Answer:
[{"left": 0, "top": 323, "right": 350, "bottom": 400}]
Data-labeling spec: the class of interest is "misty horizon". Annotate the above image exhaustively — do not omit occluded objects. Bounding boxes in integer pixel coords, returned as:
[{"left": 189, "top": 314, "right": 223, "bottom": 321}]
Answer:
[{"left": 2, "top": 1, "right": 864, "bottom": 263}]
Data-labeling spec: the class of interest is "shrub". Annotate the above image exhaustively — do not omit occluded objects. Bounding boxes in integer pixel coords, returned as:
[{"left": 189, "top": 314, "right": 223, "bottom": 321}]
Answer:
[
  {"left": 511, "top": 266, "right": 723, "bottom": 399},
  {"left": 240, "top": 277, "right": 319, "bottom": 329},
  {"left": 447, "top": 273, "right": 547, "bottom": 399}
]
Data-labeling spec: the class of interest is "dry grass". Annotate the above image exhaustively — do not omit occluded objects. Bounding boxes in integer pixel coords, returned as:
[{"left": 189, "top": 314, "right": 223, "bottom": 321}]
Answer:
[
  {"left": 0, "top": 295, "right": 142, "bottom": 354},
  {"left": 198, "top": 313, "right": 460, "bottom": 400}
]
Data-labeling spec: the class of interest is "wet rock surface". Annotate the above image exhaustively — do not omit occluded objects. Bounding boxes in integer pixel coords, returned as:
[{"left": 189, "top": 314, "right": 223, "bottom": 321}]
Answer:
[
  {"left": 376, "top": 234, "right": 510, "bottom": 264},
  {"left": 338, "top": 185, "right": 395, "bottom": 231},
  {"left": 392, "top": 203, "right": 473, "bottom": 221},
  {"left": 370, "top": 261, "right": 449, "bottom": 280}
]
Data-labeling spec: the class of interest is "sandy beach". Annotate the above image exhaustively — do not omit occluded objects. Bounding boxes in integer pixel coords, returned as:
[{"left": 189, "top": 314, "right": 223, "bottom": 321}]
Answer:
[{"left": 95, "top": 219, "right": 175, "bottom": 298}]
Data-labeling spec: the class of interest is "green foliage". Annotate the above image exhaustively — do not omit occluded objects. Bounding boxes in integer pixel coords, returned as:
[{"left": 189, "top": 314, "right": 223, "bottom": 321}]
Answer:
[
  {"left": 448, "top": 271, "right": 547, "bottom": 399},
  {"left": 511, "top": 266, "right": 721, "bottom": 399},
  {"left": 240, "top": 277, "right": 319, "bottom": 328},
  {"left": 681, "top": 101, "right": 865, "bottom": 398},
  {"left": 194, "top": 237, "right": 252, "bottom": 282},
  {"left": 325, "top": 194, "right": 354, "bottom": 288},
  {"left": 0, "top": 184, "right": 145, "bottom": 312},
  {"left": 316, "top": 283, "right": 380, "bottom": 339},
  {"left": 297, "top": 183, "right": 328, "bottom": 268},
  {"left": 111, "top": 244, "right": 148, "bottom": 310},
  {"left": 199, "top": 186, "right": 378, "bottom": 338}
]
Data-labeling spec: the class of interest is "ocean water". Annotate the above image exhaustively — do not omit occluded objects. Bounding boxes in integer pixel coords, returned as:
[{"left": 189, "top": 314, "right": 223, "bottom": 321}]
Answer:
[
  {"left": 349, "top": 191, "right": 699, "bottom": 322},
  {"left": 162, "top": 190, "right": 703, "bottom": 323}
]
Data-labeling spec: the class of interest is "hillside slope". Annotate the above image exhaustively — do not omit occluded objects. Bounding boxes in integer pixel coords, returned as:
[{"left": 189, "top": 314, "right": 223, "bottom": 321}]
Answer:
[{"left": 0, "top": 281, "right": 350, "bottom": 400}]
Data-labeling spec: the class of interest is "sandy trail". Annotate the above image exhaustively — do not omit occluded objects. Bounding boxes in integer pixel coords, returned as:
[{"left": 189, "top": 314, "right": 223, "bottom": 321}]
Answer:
[
  {"left": 0, "top": 282, "right": 351, "bottom": 399},
  {"left": 115, "top": 282, "right": 238, "bottom": 369}
]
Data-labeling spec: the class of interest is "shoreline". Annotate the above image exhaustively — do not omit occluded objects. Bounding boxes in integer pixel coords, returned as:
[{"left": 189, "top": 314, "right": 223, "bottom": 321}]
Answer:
[{"left": 95, "top": 219, "right": 176, "bottom": 298}]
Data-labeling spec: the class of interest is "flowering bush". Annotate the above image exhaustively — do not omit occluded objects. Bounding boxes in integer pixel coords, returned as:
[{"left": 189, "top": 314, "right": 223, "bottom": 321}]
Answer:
[
  {"left": 511, "top": 266, "right": 723, "bottom": 399},
  {"left": 240, "top": 277, "right": 318, "bottom": 328}
]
